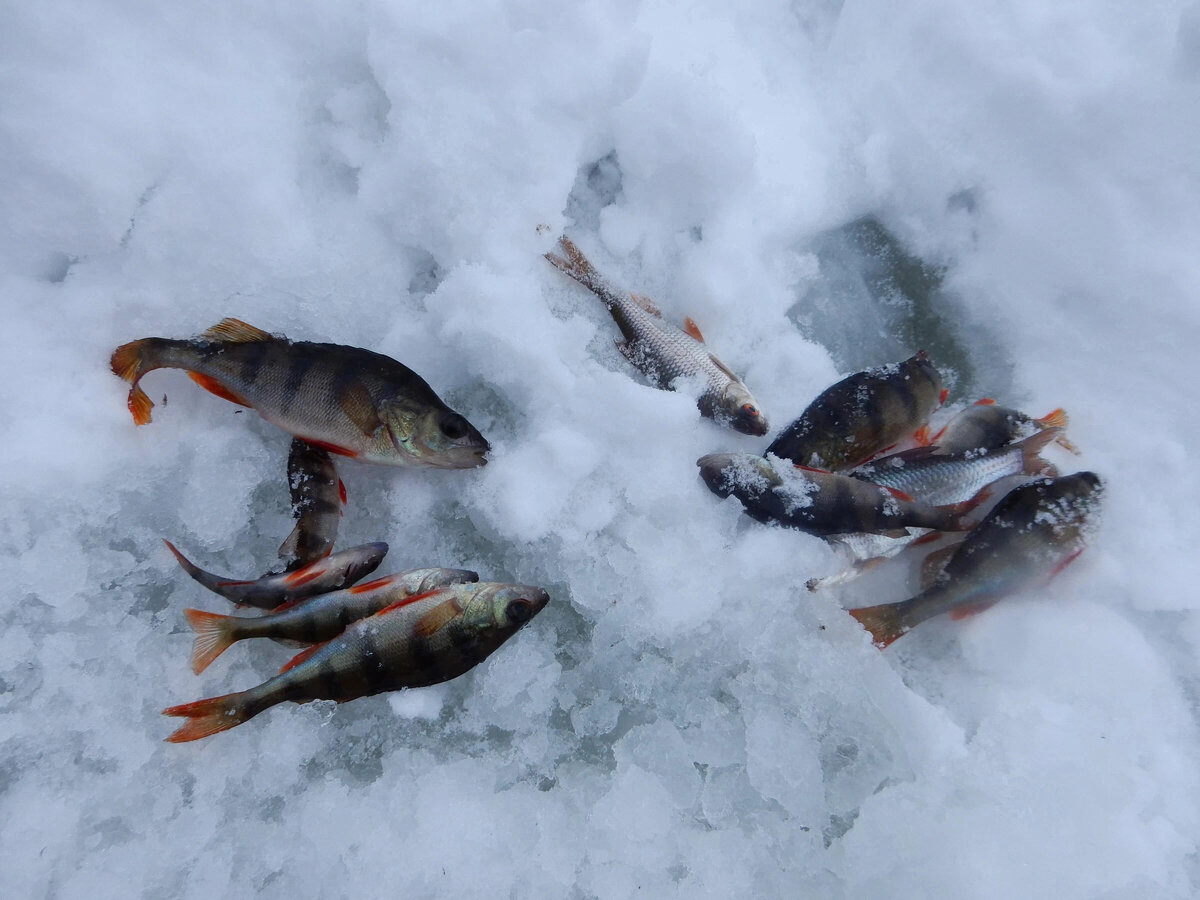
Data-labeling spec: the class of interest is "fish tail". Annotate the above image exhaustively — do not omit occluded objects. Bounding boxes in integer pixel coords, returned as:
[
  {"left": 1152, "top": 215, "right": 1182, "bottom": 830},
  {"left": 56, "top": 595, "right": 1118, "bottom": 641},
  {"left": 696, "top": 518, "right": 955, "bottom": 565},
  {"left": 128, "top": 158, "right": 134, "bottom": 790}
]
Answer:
[
  {"left": 162, "top": 539, "right": 225, "bottom": 595},
  {"left": 1035, "top": 409, "right": 1081, "bottom": 454},
  {"left": 1018, "top": 427, "right": 1061, "bottom": 476},
  {"left": 545, "top": 237, "right": 624, "bottom": 308},
  {"left": 162, "top": 691, "right": 253, "bottom": 742},
  {"left": 847, "top": 603, "right": 909, "bottom": 648},
  {"left": 110, "top": 338, "right": 172, "bottom": 425},
  {"left": 183, "top": 608, "right": 238, "bottom": 674}
]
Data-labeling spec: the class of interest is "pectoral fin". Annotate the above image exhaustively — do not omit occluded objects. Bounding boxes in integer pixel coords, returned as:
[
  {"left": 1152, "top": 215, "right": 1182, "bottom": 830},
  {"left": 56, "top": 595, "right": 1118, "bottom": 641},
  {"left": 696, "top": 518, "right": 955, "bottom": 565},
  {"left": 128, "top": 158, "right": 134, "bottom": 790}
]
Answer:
[
  {"left": 413, "top": 597, "right": 464, "bottom": 638},
  {"left": 338, "top": 382, "right": 383, "bottom": 437}
]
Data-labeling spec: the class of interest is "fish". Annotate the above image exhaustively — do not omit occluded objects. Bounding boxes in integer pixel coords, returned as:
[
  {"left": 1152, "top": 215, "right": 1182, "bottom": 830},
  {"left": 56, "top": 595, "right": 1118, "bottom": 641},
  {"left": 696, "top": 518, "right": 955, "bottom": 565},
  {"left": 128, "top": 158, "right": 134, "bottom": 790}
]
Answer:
[
  {"left": 929, "top": 399, "right": 1076, "bottom": 456},
  {"left": 697, "top": 452, "right": 985, "bottom": 537},
  {"left": 545, "top": 236, "right": 768, "bottom": 435},
  {"left": 848, "top": 428, "right": 1061, "bottom": 506},
  {"left": 110, "top": 318, "right": 490, "bottom": 468},
  {"left": 184, "top": 567, "right": 482, "bottom": 673},
  {"left": 164, "top": 540, "right": 388, "bottom": 610},
  {"left": 278, "top": 438, "right": 345, "bottom": 570},
  {"left": 163, "top": 581, "right": 550, "bottom": 742},
  {"left": 765, "top": 351, "right": 944, "bottom": 470},
  {"left": 848, "top": 471, "right": 1103, "bottom": 647}
]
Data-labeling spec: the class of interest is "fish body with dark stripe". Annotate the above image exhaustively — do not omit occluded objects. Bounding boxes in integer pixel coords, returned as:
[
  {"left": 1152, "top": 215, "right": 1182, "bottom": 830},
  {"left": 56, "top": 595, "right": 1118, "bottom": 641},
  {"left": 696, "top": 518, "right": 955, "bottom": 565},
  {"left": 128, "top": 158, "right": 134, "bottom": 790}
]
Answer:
[
  {"left": 278, "top": 439, "right": 343, "bottom": 570},
  {"left": 545, "top": 237, "right": 768, "bottom": 436},
  {"left": 165, "top": 540, "right": 388, "bottom": 610},
  {"left": 697, "top": 452, "right": 981, "bottom": 537},
  {"left": 766, "top": 352, "right": 943, "bottom": 470},
  {"left": 164, "top": 581, "right": 549, "bottom": 741},
  {"left": 110, "top": 318, "right": 490, "bottom": 468},
  {"left": 184, "top": 567, "right": 481, "bottom": 672},
  {"left": 849, "top": 472, "right": 1103, "bottom": 647}
]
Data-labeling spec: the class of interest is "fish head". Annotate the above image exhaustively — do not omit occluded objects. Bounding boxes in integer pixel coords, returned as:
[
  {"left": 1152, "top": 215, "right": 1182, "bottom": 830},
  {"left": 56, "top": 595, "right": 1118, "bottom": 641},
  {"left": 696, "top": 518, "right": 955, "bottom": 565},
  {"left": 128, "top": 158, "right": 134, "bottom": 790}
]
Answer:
[
  {"left": 382, "top": 401, "right": 491, "bottom": 468},
  {"left": 461, "top": 583, "right": 550, "bottom": 638},
  {"left": 712, "top": 382, "right": 769, "bottom": 436},
  {"left": 697, "top": 452, "right": 780, "bottom": 499}
]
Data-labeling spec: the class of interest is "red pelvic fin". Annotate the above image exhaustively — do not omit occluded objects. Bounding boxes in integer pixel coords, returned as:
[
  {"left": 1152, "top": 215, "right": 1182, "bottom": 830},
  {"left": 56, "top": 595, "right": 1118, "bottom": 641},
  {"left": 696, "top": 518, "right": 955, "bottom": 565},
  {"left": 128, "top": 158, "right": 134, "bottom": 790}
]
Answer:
[
  {"left": 884, "top": 486, "right": 915, "bottom": 503},
  {"left": 301, "top": 438, "right": 358, "bottom": 458},
  {"left": 283, "top": 561, "right": 326, "bottom": 588},
  {"left": 375, "top": 589, "right": 440, "bottom": 617},
  {"left": 974, "top": 397, "right": 996, "bottom": 406},
  {"left": 682, "top": 316, "right": 705, "bottom": 342},
  {"left": 186, "top": 371, "right": 251, "bottom": 408},
  {"left": 348, "top": 575, "right": 397, "bottom": 595},
  {"left": 913, "top": 425, "right": 933, "bottom": 446},
  {"left": 279, "top": 642, "right": 328, "bottom": 674},
  {"left": 338, "top": 479, "right": 348, "bottom": 505},
  {"left": 939, "top": 388, "right": 949, "bottom": 405}
]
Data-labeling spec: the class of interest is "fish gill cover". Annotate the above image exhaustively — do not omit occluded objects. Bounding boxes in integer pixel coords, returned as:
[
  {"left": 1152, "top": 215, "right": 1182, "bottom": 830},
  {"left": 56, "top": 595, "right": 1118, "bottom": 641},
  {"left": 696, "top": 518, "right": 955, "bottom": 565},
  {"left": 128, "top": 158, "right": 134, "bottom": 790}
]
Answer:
[{"left": 3, "top": 1, "right": 1200, "bottom": 898}]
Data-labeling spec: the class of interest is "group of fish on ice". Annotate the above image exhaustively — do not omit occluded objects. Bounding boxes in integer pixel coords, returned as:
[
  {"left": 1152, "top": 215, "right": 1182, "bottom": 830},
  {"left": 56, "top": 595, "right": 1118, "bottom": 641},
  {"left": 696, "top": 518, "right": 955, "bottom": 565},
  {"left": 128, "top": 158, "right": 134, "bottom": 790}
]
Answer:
[{"left": 109, "top": 236, "right": 1101, "bottom": 743}]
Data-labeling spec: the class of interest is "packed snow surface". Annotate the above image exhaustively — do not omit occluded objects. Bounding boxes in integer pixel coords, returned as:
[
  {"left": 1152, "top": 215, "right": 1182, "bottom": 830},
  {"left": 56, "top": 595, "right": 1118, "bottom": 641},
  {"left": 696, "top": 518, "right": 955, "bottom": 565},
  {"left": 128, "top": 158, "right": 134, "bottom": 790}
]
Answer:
[{"left": 4, "top": 1, "right": 1200, "bottom": 897}]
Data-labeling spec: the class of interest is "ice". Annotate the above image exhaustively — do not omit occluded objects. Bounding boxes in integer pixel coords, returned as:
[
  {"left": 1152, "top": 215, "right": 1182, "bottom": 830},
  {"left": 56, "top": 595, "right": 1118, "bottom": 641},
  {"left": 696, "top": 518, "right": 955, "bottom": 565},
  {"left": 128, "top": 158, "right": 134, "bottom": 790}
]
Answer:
[{"left": 4, "top": 0, "right": 1200, "bottom": 896}]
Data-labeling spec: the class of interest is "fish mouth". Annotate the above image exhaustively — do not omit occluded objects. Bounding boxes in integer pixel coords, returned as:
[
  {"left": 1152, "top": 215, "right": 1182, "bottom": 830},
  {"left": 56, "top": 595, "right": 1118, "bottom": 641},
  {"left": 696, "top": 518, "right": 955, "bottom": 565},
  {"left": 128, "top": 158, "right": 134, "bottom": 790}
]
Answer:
[
  {"left": 697, "top": 454, "right": 737, "bottom": 497},
  {"left": 732, "top": 413, "right": 770, "bottom": 437}
]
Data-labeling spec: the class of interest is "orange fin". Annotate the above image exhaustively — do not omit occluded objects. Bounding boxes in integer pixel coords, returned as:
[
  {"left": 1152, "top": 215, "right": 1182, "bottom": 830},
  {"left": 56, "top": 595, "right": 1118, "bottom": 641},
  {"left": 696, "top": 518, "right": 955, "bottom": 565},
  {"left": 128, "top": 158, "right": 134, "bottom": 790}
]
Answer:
[
  {"left": 162, "top": 692, "right": 247, "bottom": 742},
  {"left": 682, "top": 316, "right": 705, "bottom": 342},
  {"left": 847, "top": 604, "right": 908, "bottom": 649},
  {"left": 375, "top": 589, "right": 440, "bottom": 617},
  {"left": 884, "top": 486, "right": 915, "bottom": 503},
  {"left": 111, "top": 339, "right": 155, "bottom": 424},
  {"left": 629, "top": 292, "right": 662, "bottom": 317},
  {"left": 1048, "top": 548, "right": 1085, "bottom": 579},
  {"left": 301, "top": 438, "right": 358, "bottom": 458},
  {"left": 279, "top": 641, "right": 328, "bottom": 674},
  {"left": 337, "top": 381, "right": 383, "bottom": 437},
  {"left": 973, "top": 397, "right": 996, "bottom": 406},
  {"left": 348, "top": 575, "right": 397, "bottom": 595},
  {"left": 283, "top": 561, "right": 326, "bottom": 587},
  {"left": 270, "top": 599, "right": 302, "bottom": 613},
  {"left": 1035, "top": 407, "right": 1068, "bottom": 429},
  {"left": 939, "top": 388, "right": 949, "bottom": 405},
  {"left": 183, "top": 608, "right": 236, "bottom": 674},
  {"left": 913, "top": 425, "right": 933, "bottom": 446},
  {"left": 948, "top": 601, "right": 997, "bottom": 621},
  {"left": 200, "top": 318, "right": 273, "bottom": 344},
  {"left": 413, "top": 597, "right": 464, "bottom": 638},
  {"left": 338, "top": 479, "right": 347, "bottom": 505},
  {"left": 911, "top": 530, "right": 944, "bottom": 546},
  {"left": 187, "top": 371, "right": 251, "bottom": 408}
]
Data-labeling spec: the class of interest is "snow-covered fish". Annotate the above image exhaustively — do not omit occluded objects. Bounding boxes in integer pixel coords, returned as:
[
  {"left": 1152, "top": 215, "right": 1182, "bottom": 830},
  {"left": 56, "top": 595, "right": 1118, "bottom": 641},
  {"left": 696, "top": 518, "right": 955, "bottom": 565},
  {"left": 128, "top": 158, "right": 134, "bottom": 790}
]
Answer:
[
  {"left": 184, "top": 567, "right": 481, "bottom": 673},
  {"left": 111, "top": 318, "right": 490, "bottom": 468},
  {"left": 545, "top": 236, "right": 768, "bottom": 435},
  {"left": 163, "top": 581, "right": 550, "bottom": 742},
  {"left": 848, "top": 471, "right": 1103, "bottom": 647},
  {"left": 849, "top": 428, "right": 1060, "bottom": 506},
  {"left": 766, "top": 351, "right": 945, "bottom": 470},
  {"left": 930, "top": 399, "right": 1075, "bottom": 456},
  {"left": 697, "top": 452, "right": 984, "bottom": 537},
  {"left": 164, "top": 540, "right": 388, "bottom": 610},
  {"left": 278, "top": 438, "right": 344, "bottom": 571}
]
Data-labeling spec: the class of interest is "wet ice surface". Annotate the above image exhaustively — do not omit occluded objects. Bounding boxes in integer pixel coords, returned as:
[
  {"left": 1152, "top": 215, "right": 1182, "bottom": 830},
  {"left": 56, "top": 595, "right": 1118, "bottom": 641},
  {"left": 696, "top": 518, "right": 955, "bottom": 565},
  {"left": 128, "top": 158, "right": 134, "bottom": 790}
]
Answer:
[{"left": 4, "top": 1, "right": 1200, "bottom": 897}]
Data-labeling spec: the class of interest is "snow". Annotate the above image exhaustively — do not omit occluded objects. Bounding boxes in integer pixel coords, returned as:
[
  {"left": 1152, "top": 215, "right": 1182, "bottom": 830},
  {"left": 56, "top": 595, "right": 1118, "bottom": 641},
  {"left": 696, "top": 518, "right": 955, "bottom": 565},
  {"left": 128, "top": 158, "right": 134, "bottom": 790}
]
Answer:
[{"left": 4, "top": 0, "right": 1200, "bottom": 897}]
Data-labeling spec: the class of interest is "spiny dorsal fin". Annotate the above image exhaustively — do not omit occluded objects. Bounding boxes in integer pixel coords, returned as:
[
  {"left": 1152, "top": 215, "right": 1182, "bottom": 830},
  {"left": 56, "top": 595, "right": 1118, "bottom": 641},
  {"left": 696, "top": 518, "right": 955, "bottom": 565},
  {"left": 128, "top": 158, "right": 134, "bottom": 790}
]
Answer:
[
  {"left": 413, "top": 596, "right": 464, "bottom": 638},
  {"left": 201, "top": 318, "right": 273, "bottom": 344},
  {"left": 682, "top": 316, "right": 705, "bottom": 342},
  {"left": 629, "top": 292, "right": 662, "bottom": 317}
]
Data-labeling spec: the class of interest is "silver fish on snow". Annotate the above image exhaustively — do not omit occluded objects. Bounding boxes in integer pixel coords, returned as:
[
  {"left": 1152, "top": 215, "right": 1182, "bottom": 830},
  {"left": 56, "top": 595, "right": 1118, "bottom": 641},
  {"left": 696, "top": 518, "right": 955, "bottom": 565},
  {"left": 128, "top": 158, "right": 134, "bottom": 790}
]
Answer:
[{"left": 545, "top": 236, "right": 768, "bottom": 435}]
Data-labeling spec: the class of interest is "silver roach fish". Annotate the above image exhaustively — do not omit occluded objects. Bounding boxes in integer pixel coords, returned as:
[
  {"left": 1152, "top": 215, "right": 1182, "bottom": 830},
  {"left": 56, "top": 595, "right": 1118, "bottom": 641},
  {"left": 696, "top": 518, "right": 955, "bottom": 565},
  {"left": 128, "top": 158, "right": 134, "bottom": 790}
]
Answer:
[
  {"left": 164, "top": 540, "right": 389, "bottom": 610},
  {"left": 766, "top": 351, "right": 945, "bottom": 470},
  {"left": 697, "top": 452, "right": 986, "bottom": 537},
  {"left": 930, "top": 399, "right": 1077, "bottom": 456},
  {"left": 848, "top": 427, "right": 1061, "bottom": 506},
  {"left": 111, "top": 318, "right": 490, "bottom": 468},
  {"left": 848, "top": 471, "right": 1103, "bottom": 647},
  {"left": 184, "top": 567, "right": 481, "bottom": 673},
  {"left": 279, "top": 438, "right": 345, "bottom": 570},
  {"left": 163, "top": 581, "right": 550, "bottom": 742},
  {"left": 545, "top": 236, "right": 768, "bottom": 435}
]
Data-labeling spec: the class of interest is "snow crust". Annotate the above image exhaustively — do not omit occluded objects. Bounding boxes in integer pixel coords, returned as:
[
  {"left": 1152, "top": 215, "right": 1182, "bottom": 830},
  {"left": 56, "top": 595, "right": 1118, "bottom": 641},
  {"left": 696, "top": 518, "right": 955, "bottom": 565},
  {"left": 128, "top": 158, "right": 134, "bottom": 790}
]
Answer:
[{"left": 4, "top": 1, "right": 1200, "bottom": 896}]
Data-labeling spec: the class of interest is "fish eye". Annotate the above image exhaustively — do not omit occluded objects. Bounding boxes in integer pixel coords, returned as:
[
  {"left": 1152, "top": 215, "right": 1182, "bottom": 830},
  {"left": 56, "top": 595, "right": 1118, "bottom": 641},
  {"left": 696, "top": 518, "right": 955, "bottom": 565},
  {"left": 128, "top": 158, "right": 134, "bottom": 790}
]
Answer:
[
  {"left": 505, "top": 599, "right": 533, "bottom": 624},
  {"left": 741, "top": 403, "right": 757, "bottom": 415},
  {"left": 439, "top": 412, "right": 469, "bottom": 440}
]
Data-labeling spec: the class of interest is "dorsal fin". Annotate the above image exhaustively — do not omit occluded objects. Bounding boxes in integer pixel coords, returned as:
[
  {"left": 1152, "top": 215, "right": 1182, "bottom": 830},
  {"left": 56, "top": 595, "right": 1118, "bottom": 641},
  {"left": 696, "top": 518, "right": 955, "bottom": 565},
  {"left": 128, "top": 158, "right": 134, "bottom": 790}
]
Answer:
[
  {"left": 628, "top": 292, "right": 662, "bottom": 317},
  {"left": 682, "top": 317, "right": 705, "bottom": 342},
  {"left": 707, "top": 353, "right": 739, "bottom": 381},
  {"left": 200, "top": 318, "right": 273, "bottom": 344}
]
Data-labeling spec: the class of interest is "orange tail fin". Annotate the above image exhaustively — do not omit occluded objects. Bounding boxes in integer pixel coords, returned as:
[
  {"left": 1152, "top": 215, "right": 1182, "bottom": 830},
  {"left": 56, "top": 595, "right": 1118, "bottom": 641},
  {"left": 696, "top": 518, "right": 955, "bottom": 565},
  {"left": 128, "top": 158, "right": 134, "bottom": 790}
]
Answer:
[
  {"left": 1017, "top": 427, "right": 1061, "bottom": 476},
  {"left": 162, "top": 692, "right": 248, "bottom": 742},
  {"left": 1035, "top": 408, "right": 1080, "bottom": 454},
  {"left": 110, "top": 339, "right": 155, "bottom": 425},
  {"left": 183, "top": 608, "right": 237, "bottom": 674},
  {"left": 847, "top": 604, "right": 909, "bottom": 648}
]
